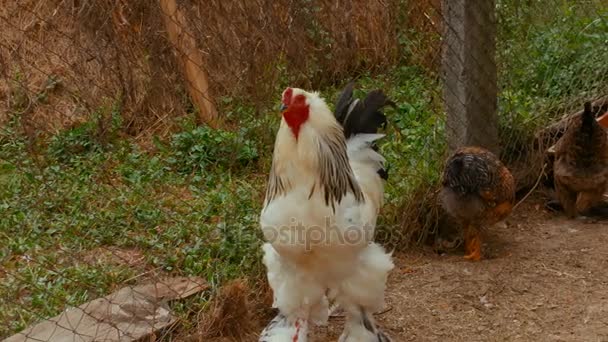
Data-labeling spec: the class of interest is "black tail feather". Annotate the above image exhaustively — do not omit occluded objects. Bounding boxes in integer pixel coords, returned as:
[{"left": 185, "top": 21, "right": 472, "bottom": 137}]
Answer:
[
  {"left": 335, "top": 81, "right": 356, "bottom": 125},
  {"left": 377, "top": 167, "right": 389, "bottom": 181},
  {"left": 334, "top": 82, "right": 394, "bottom": 181},
  {"left": 334, "top": 82, "right": 395, "bottom": 139}
]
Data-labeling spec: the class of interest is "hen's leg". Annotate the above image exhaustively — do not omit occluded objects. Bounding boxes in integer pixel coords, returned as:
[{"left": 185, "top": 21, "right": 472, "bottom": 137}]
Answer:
[
  {"left": 555, "top": 177, "right": 577, "bottom": 218},
  {"left": 335, "top": 243, "right": 394, "bottom": 341},
  {"left": 260, "top": 243, "right": 326, "bottom": 341},
  {"left": 463, "top": 224, "right": 482, "bottom": 261},
  {"left": 576, "top": 188, "right": 605, "bottom": 217}
]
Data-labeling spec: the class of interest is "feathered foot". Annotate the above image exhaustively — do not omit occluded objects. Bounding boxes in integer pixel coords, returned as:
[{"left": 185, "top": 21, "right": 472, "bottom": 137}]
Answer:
[
  {"left": 338, "top": 307, "right": 392, "bottom": 342},
  {"left": 259, "top": 313, "right": 308, "bottom": 342},
  {"left": 463, "top": 225, "right": 481, "bottom": 261},
  {"left": 334, "top": 243, "right": 394, "bottom": 341}
]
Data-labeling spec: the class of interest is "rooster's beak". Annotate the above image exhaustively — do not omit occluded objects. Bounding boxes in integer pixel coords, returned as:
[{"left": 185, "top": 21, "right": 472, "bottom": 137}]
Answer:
[{"left": 279, "top": 103, "right": 288, "bottom": 112}]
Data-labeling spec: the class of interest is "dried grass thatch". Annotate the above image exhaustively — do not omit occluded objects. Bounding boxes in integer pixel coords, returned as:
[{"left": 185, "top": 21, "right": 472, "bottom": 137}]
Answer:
[
  {"left": 189, "top": 279, "right": 257, "bottom": 342},
  {"left": 0, "top": 0, "right": 444, "bottom": 136}
]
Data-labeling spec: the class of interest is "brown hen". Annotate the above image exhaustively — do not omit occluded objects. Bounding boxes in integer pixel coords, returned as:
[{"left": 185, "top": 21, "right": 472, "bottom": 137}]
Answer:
[
  {"left": 439, "top": 146, "right": 515, "bottom": 261},
  {"left": 553, "top": 102, "right": 608, "bottom": 218}
]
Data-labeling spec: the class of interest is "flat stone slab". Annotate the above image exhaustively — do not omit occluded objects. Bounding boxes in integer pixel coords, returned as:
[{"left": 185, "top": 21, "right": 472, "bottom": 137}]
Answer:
[{"left": 4, "top": 277, "right": 209, "bottom": 342}]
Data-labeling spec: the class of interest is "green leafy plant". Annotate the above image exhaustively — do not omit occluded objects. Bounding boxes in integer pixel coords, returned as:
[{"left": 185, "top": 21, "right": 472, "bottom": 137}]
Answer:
[
  {"left": 47, "top": 121, "right": 102, "bottom": 162},
  {"left": 167, "top": 126, "right": 258, "bottom": 174}
]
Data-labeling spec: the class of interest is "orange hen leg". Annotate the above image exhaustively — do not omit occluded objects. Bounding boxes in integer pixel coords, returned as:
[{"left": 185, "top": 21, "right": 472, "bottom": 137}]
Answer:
[{"left": 463, "top": 225, "right": 481, "bottom": 261}]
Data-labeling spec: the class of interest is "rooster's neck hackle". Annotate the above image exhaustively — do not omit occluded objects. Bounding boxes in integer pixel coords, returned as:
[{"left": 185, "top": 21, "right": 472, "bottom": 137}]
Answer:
[{"left": 265, "top": 90, "right": 363, "bottom": 209}]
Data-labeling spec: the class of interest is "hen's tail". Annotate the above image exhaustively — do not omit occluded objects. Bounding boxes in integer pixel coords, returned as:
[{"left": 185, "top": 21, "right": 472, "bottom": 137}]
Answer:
[
  {"left": 334, "top": 82, "right": 394, "bottom": 180},
  {"left": 573, "top": 101, "right": 606, "bottom": 160},
  {"left": 581, "top": 101, "right": 596, "bottom": 134}
]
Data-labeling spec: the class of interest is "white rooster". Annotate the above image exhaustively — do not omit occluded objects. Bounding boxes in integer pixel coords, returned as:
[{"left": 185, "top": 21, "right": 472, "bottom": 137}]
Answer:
[{"left": 259, "top": 82, "right": 395, "bottom": 341}]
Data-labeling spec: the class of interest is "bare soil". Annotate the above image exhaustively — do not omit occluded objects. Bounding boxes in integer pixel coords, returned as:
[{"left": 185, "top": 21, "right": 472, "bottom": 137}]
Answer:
[{"left": 256, "top": 198, "right": 608, "bottom": 341}]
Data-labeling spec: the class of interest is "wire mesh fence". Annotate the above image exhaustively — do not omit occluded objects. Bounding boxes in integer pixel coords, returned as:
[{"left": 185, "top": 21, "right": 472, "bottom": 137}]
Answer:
[{"left": 0, "top": 0, "right": 607, "bottom": 340}]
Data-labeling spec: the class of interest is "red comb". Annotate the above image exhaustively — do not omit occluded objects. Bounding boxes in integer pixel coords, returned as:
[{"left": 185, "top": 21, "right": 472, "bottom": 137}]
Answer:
[{"left": 282, "top": 88, "right": 293, "bottom": 105}]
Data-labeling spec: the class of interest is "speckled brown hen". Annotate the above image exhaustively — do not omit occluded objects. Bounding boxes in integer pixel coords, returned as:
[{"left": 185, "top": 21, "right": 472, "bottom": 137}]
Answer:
[
  {"left": 439, "top": 146, "right": 515, "bottom": 261},
  {"left": 553, "top": 102, "right": 608, "bottom": 218}
]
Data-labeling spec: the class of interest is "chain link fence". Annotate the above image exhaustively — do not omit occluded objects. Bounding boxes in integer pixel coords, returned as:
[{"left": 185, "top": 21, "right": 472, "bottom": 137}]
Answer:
[{"left": 1, "top": 0, "right": 606, "bottom": 340}]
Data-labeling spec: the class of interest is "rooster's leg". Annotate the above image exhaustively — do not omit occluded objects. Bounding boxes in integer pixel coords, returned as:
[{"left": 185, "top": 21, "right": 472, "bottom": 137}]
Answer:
[
  {"left": 338, "top": 307, "right": 392, "bottom": 342},
  {"left": 260, "top": 244, "right": 318, "bottom": 341},
  {"left": 463, "top": 224, "right": 481, "bottom": 261},
  {"left": 335, "top": 243, "right": 393, "bottom": 341}
]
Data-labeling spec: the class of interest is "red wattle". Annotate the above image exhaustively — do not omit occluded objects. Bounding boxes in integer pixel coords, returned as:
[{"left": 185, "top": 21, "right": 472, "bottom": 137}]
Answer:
[{"left": 282, "top": 94, "right": 309, "bottom": 139}]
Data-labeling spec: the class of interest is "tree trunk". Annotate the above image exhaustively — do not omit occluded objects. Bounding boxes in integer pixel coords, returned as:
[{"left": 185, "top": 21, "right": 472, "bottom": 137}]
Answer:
[{"left": 159, "top": 0, "right": 219, "bottom": 127}]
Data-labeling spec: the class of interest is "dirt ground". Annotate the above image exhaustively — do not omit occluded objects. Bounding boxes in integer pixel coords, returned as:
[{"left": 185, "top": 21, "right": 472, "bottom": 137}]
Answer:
[{"left": 273, "top": 197, "right": 608, "bottom": 342}]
